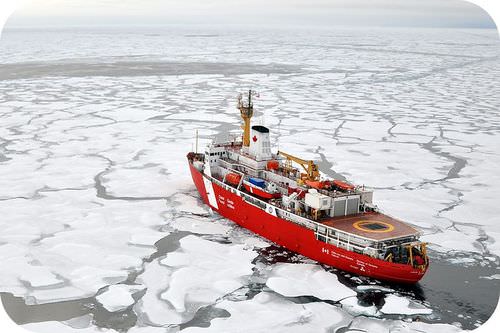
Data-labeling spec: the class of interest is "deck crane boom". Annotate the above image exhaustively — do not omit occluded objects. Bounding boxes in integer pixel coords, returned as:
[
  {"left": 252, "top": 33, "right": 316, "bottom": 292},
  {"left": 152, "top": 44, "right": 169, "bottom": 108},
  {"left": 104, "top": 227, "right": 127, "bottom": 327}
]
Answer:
[{"left": 277, "top": 150, "right": 320, "bottom": 182}]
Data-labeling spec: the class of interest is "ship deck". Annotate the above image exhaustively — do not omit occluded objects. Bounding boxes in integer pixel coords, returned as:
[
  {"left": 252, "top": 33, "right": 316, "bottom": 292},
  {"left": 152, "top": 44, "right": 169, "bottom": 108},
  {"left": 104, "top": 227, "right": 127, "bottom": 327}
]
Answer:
[{"left": 319, "top": 212, "right": 419, "bottom": 242}]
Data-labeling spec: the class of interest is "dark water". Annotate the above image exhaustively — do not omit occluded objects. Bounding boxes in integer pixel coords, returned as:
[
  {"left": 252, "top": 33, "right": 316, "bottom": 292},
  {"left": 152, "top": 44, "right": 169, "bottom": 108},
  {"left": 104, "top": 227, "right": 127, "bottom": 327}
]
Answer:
[
  {"left": 0, "top": 61, "right": 300, "bottom": 81},
  {"left": 413, "top": 252, "right": 500, "bottom": 328}
]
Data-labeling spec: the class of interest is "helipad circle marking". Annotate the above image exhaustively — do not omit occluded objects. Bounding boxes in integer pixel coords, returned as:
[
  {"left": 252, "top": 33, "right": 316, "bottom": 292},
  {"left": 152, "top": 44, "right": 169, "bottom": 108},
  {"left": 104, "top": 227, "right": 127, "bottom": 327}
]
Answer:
[{"left": 353, "top": 220, "right": 395, "bottom": 233}]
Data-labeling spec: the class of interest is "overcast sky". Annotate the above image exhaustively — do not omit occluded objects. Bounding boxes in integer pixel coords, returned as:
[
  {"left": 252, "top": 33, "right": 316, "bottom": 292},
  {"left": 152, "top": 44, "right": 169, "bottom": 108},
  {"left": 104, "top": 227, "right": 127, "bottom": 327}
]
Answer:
[{"left": 6, "top": 0, "right": 497, "bottom": 29}]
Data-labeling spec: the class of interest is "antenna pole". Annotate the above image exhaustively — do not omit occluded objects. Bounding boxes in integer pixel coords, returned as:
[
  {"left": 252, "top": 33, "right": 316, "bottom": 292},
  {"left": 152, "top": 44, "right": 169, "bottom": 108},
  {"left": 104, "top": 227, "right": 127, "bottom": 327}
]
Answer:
[
  {"left": 195, "top": 130, "right": 198, "bottom": 154},
  {"left": 277, "top": 121, "right": 280, "bottom": 152}
]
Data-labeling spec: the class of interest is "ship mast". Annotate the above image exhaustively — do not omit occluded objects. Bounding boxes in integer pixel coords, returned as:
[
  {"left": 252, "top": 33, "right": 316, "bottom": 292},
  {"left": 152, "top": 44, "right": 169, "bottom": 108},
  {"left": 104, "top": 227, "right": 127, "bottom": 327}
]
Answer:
[
  {"left": 237, "top": 90, "right": 255, "bottom": 147},
  {"left": 195, "top": 129, "right": 198, "bottom": 154}
]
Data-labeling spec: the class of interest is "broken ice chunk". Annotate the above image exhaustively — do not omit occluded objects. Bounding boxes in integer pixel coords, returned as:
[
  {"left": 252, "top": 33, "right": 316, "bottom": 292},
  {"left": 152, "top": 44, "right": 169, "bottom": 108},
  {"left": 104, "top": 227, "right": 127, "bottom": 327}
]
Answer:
[
  {"left": 96, "top": 284, "right": 145, "bottom": 312},
  {"left": 380, "top": 294, "right": 432, "bottom": 315},
  {"left": 160, "top": 235, "right": 257, "bottom": 312},
  {"left": 266, "top": 263, "right": 356, "bottom": 301},
  {"left": 182, "top": 292, "right": 349, "bottom": 333}
]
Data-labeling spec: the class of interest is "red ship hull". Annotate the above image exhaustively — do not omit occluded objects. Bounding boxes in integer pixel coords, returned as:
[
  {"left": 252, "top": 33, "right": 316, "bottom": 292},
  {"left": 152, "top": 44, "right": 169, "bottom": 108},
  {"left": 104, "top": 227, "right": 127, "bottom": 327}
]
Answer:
[{"left": 189, "top": 162, "right": 427, "bottom": 284}]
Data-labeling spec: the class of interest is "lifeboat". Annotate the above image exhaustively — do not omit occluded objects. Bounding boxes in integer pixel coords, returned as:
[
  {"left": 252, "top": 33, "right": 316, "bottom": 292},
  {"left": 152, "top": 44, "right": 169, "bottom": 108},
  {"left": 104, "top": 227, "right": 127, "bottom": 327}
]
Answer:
[
  {"left": 305, "top": 180, "right": 334, "bottom": 189},
  {"left": 266, "top": 160, "right": 280, "bottom": 171},
  {"left": 243, "top": 178, "right": 281, "bottom": 199},
  {"left": 225, "top": 173, "right": 241, "bottom": 186},
  {"left": 332, "top": 179, "right": 355, "bottom": 191}
]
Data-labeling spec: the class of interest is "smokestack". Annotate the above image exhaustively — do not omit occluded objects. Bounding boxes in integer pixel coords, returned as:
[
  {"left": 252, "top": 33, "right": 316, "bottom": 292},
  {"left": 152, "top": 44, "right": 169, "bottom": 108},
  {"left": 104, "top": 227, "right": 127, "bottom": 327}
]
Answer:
[{"left": 249, "top": 125, "right": 272, "bottom": 161}]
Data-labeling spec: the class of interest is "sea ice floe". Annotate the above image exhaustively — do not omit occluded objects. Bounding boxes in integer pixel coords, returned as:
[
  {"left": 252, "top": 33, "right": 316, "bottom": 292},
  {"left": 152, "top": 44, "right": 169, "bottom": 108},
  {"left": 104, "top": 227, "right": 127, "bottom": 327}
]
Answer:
[
  {"left": 134, "top": 234, "right": 258, "bottom": 326},
  {"left": 356, "top": 285, "right": 394, "bottom": 293},
  {"left": 128, "top": 230, "right": 169, "bottom": 247},
  {"left": 23, "top": 321, "right": 119, "bottom": 333},
  {"left": 1, "top": 154, "right": 108, "bottom": 199},
  {"left": 171, "top": 192, "right": 210, "bottom": 216},
  {"left": 0, "top": 243, "right": 61, "bottom": 291},
  {"left": 101, "top": 167, "right": 173, "bottom": 198},
  {"left": 375, "top": 185, "right": 455, "bottom": 229},
  {"left": 480, "top": 274, "right": 500, "bottom": 280},
  {"left": 19, "top": 266, "right": 63, "bottom": 288},
  {"left": 68, "top": 266, "right": 131, "bottom": 296},
  {"left": 165, "top": 111, "right": 237, "bottom": 123},
  {"left": 325, "top": 140, "right": 450, "bottom": 189},
  {"left": 0, "top": 189, "right": 169, "bottom": 303},
  {"left": 436, "top": 153, "right": 500, "bottom": 256},
  {"left": 168, "top": 216, "right": 232, "bottom": 235},
  {"left": 96, "top": 284, "right": 145, "bottom": 312},
  {"left": 98, "top": 106, "right": 165, "bottom": 122},
  {"left": 280, "top": 117, "right": 344, "bottom": 131},
  {"left": 160, "top": 235, "right": 257, "bottom": 313},
  {"left": 380, "top": 294, "right": 432, "bottom": 316},
  {"left": 265, "top": 263, "right": 356, "bottom": 301},
  {"left": 338, "top": 119, "right": 394, "bottom": 142},
  {"left": 134, "top": 260, "right": 181, "bottom": 326},
  {"left": 28, "top": 286, "right": 93, "bottom": 305},
  {"left": 349, "top": 315, "right": 464, "bottom": 333},
  {"left": 340, "top": 296, "right": 379, "bottom": 317},
  {"left": 238, "top": 235, "right": 271, "bottom": 249},
  {"left": 422, "top": 230, "right": 480, "bottom": 254},
  {"left": 486, "top": 231, "right": 500, "bottom": 258},
  {"left": 128, "top": 327, "right": 177, "bottom": 333},
  {"left": 182, "top": 292, "right": 350, "bottom": 333}
]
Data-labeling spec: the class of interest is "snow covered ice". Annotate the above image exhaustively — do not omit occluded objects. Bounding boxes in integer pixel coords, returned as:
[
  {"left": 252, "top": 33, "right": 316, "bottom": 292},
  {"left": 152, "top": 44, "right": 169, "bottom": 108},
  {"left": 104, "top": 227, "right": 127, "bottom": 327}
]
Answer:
[
  {"left": 182, "top": 292, "right": 350, "bottom": 333},
  {"left": 379, "top": 294, "right": 432, "bottom": 316},
  {"left": 0, "top": 24, "right": 498, "bottom": 333},
  {"left": 266, "top": 263, "right": 356, "bottom": 301},
  {"left": 160, "top": 235, "right": 257, "bottom": 314},
  {"left": 96, "top": 284, "right": 145, "bottom": 313}
]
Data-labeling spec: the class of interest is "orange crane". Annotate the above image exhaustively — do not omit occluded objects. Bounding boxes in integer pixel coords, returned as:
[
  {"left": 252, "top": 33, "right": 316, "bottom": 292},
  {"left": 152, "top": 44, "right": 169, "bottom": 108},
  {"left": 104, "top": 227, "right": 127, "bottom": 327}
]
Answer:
[{"left": 277, "top": 150, "right": 320, "bottom": 182}]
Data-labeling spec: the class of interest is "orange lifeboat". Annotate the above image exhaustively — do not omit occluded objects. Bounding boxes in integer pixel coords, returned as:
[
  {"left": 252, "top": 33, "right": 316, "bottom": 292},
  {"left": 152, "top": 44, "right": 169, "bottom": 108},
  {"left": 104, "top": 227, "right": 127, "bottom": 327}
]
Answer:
[
  {"left": 305, "top": 180, "right": 326, "bottom": 189},
  {"left": 333, "top": 179, "right": 355, "bottom": 191},
  {"left": 225, "top": 173, "right": 242, "bottom": 186},
  {"left": 266, "top": 160, "right": 279, "bottom": 171}
]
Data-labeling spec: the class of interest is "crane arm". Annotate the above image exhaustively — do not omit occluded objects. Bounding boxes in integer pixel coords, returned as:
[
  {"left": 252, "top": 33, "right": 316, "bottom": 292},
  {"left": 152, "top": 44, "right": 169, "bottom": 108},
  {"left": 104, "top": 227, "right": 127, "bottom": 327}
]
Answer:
[
  {"left": 277, "top": 150, "right": 308, "bottom": 165},
  {"left": 277, "top": 150, "right": 320, "bottom": 181}
]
